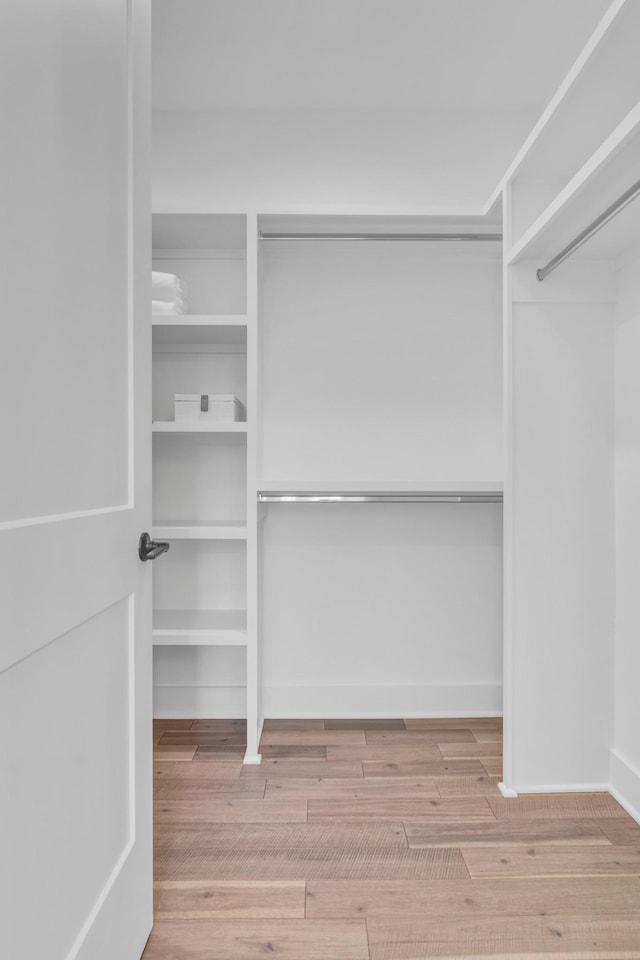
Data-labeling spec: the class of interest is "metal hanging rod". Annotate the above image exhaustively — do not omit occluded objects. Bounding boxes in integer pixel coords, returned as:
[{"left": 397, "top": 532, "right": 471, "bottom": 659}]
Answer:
[
  {"left": 537, "top": 175, "right": 640, "bottom": 282},
  {"left": 259, "top": 232, "right": 502, "bottom": 243},
  {"left": 258, "top": 493, "right": 503, "bottom": 504}
]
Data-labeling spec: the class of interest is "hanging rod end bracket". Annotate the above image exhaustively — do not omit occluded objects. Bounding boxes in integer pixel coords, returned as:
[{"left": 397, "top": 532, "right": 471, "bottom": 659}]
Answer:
[{"left": 536, "top": 268, "right": 544, "bottom": 282}]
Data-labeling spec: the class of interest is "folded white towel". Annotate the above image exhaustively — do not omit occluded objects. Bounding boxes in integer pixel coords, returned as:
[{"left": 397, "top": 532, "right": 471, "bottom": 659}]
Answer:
[
  {"left": 152, "top": 299, "right": 187, "bottom": 315},
  {"left": 152, "top": 271, "right": 188, "bottom": 303}
]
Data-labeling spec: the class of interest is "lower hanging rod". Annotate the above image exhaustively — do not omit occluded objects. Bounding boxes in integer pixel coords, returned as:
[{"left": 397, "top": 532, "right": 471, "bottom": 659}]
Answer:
[
  {"left": 259, "top": 232, "right": 502, "bottom": 243},
  {"left": 258, "top": 493, "right": 503, "bottom": 504},
  {"left": 537, "top": 175, "right": 640, "bottom": 282}
]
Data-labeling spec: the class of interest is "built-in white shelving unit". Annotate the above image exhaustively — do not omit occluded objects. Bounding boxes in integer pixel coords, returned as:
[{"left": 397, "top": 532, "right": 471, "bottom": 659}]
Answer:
[
  {"left": 152, "top": 208, "right": 504, "bottom": 759},
  {"left": 151, "top": 212, "right": 261, "bottom": 763}
]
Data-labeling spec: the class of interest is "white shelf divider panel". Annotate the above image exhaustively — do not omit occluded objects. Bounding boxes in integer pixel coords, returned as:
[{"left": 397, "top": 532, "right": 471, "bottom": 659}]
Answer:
[
  {"left": 152, "top": 609, "right": 248, "bottom": 646},
  {"left": 153, "top": 523, "right": 248, "bottom": 540},
  {"left": 152, "top": 315, "right": 248, "bottom": 347},
  {"left": 152, "top": 315, "right": 247, "bottom": 325},
  {"left": 152, "top": 421, "right": 247, "bottom": 434}
]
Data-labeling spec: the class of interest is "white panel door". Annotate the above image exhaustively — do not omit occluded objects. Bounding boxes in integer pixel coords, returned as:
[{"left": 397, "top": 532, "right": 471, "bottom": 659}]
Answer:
[{"left": 0, "top": 2, "right": 153, "bottom": 959}]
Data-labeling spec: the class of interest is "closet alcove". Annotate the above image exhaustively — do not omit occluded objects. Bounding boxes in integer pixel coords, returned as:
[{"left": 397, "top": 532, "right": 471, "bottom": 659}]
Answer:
[
  {"left": 151, "top": 0, "right": 640, "bottom": 816},
  {"left": 151, "top": 211, "right": 505, "bottom": 763},
  {"left": 256, "top": 215, "right": 504, "bottom": 734}
]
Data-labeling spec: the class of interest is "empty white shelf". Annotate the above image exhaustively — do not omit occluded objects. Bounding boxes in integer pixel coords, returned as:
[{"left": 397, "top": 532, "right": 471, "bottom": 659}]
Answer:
[
  {"left": 152, "top": 522, "right": 248, "bottom": 540},
  {"left": 152, "top": 421, "right": 247, "bottom": 434},
  {"left": 152, "top": 315, "right": 248, "bottom": 346},
  {"left": 153, "top": 609, "right": 248, "bottom": 646}
]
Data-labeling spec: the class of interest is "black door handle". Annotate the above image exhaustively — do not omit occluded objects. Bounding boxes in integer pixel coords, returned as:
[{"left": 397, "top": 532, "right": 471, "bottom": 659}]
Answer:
[{"left": 139, "top": 532, "right": 170, "bottom": 562}]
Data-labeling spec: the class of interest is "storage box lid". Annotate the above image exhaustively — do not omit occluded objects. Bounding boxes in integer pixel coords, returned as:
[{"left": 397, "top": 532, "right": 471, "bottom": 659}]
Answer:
[{"left": 175, "top": 394, "right": 242, "bottom": 403}]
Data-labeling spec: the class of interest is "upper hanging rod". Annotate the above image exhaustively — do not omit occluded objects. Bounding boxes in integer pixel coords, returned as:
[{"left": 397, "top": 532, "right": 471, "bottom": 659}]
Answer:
[
  {"left": 258, "top": 493, "right": 503, "bottom": 504},
  {"left": 259, "top": 232, "right": 502, "bottom": 243},
  {"left": 537, "top": 175, "right": 640, "bottom": 282}
]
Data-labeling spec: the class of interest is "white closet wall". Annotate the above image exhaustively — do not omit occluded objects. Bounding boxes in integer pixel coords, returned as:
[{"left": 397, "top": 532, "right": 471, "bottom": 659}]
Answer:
[
  {"left": 258, "top": 224, "right": 503, "bottom": 717},
  {"left": 261, "top": 239, "right": 502, "bottom": 481},
  {"left": 262, "top": 503, "right": 502, "bottom": 717}
]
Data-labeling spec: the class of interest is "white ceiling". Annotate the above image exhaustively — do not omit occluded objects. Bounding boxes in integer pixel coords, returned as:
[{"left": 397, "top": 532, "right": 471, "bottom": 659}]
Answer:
[{"left": 153, "top": 0, "right": 612, "bottom": 113}]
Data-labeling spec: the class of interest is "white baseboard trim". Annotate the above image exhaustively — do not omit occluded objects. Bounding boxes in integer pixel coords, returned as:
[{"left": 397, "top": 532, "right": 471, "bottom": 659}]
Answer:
[
  {"left": 509, "top": 782, "right": 609, "bottom": 794},
  {"left": 498, "top": 782, "right": 518, "bottom": 798},
  {"left": 153, "top": 682, "right": 502, "bottom": 719},
  {"left": 610, "top": 748, "right": 640, "bottom": 825},
  {"left": 262, "top": 683, "right": 502, "bottom": 717},
  {"left": 244, "top": 716, "right": 265, "bottom": 765}
]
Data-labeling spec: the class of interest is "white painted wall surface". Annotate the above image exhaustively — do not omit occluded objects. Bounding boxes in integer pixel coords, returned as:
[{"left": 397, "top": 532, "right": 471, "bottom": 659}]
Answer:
[
  {"left": 612, "top": 254, "right": 640, "bottom": 816},
  {"left": 261, "top": 243, "right": 503, "bottom": 482},
  {"left": 261, "top": 503, "right": 503, "bottom": 717},
  {"left": 153, "top": 108, "right": 535, "bottom": 212}
]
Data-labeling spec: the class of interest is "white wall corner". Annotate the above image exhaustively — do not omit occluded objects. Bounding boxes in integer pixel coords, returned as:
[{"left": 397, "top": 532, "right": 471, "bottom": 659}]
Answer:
[
  {"left": 609, "top": 748, "right": 640, "bottom": 825},
  {"left": 498, "top": 782, "right": 518, "bottom": 798}
]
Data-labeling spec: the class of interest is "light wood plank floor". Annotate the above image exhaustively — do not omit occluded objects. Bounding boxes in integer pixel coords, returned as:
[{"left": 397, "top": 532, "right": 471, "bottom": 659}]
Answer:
[{"left": 143, "top": 719, "right": 640, "bottom": 959}]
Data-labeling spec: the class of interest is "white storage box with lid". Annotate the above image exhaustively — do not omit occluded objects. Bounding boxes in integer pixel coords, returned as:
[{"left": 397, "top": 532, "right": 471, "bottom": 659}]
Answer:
[{"left": 174, "top": 393, "right": 246, "bottom": 422}]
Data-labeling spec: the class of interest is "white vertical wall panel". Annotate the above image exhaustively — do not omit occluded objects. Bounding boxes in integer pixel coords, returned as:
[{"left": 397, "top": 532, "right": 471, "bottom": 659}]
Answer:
[
  {"left": 510, "top": 269, "right": 615, "bottom": 790},
  {"left": 612, "top": 255, "right": 640, "bottom": 816}
]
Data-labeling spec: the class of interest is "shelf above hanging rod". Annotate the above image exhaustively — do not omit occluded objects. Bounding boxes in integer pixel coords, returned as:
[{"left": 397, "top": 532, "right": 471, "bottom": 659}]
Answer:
[
  {"left": 258, "top": 492, "right": 503, "bottom": 504},
  {"left": 537, "top": 175, "right": 640, "bottom": 281},
  {"left": 259, "top": 232, "right": 502, "bottom": 243}
]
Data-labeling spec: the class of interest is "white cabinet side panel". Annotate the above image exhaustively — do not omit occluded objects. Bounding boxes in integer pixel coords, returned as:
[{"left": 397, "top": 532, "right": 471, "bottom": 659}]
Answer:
[
  {"left": 511, "top": 299, "right": 614, "bottom": 790},
  {"left": 613, "top": 255, "right": 640, "bottom": 817}
]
